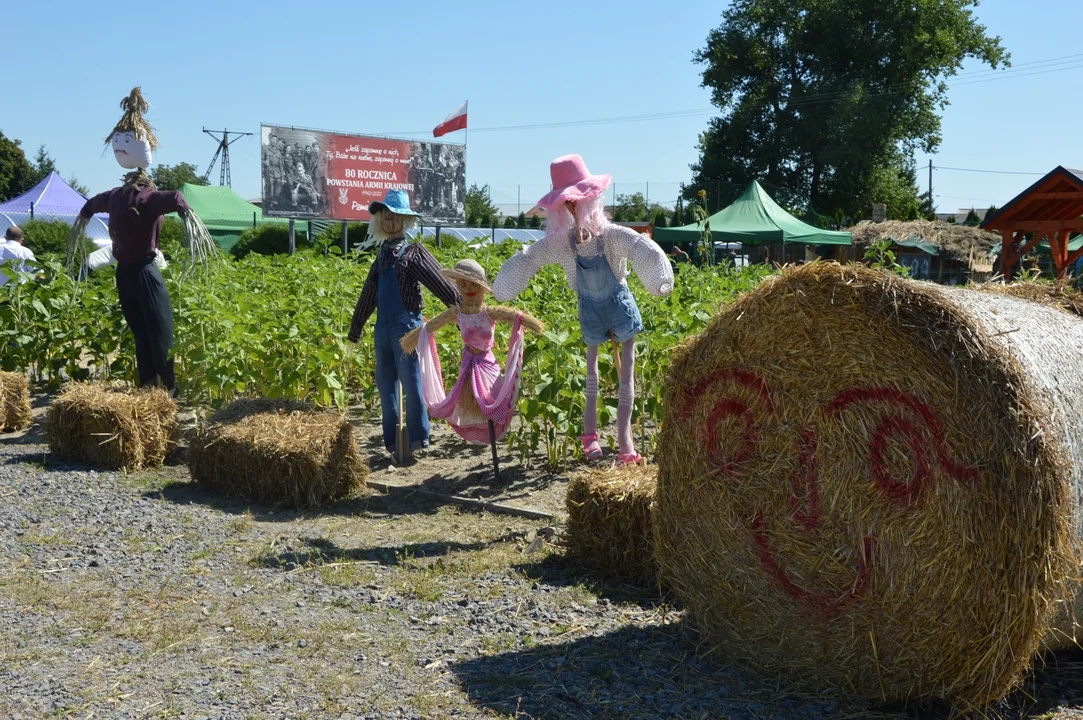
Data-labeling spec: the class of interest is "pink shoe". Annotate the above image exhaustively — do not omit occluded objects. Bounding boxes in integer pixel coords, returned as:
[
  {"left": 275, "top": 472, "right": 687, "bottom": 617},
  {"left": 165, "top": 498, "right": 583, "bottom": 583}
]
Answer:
[
  {"left": 616, "top": 451, "right": 644, "bottom": 468},
  {"left": 579, "top": 433, "right": 603, "bottom": 460}
]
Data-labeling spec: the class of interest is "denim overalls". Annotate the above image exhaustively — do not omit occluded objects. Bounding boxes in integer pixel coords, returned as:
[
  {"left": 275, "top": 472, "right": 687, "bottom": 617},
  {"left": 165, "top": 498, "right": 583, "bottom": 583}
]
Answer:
[
  {"left": 373, "top": 246, "right": 429, "bottom": 452},
  {"left": 570, "top": 231, "right": 644, "bottom": 346}
]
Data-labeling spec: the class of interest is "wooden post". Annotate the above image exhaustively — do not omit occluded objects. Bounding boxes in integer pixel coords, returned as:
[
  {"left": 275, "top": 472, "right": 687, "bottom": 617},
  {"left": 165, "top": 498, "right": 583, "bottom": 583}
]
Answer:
[
  {"left": 488, "top": 420, "right": 501, "bottom": 483},
  {"left": 394, "top": 380, "right": 411, "bottom": 466}
]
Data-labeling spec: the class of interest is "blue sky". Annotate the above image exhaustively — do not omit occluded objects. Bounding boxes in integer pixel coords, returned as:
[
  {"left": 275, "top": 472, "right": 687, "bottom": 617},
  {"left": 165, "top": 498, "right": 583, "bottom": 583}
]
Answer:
[{"left": 4, "top": 0, "right": 1081, "bottom": 216}]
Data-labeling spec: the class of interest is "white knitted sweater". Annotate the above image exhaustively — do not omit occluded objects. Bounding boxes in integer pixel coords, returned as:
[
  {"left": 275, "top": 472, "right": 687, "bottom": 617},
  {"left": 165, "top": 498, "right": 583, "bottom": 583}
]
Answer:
[{"left": 492, "top": 225, "right": 674, "bottom": 301}]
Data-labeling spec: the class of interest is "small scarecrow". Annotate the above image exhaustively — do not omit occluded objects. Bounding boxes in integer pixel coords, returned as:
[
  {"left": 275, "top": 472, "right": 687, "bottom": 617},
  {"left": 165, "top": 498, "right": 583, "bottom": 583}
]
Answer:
[
  {"left": 68, "top": 87, "right": 218, "bottom": 397},
  {"left": 347, "top": 189, "right": 462, "bottom": 461},
  {"left": 492, "top": 155, "right": 673, "bottom": 467},
  {"left": 400, "top": 260, "right": 544, "bottom": 480}
]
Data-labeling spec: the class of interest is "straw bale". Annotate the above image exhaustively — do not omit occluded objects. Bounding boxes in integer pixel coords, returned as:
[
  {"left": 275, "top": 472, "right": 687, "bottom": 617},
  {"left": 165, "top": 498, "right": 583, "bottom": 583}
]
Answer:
[
  {"left": 563, "top": 465, "right": 658, "bottom": 585},
  {"left": 45, "top": 383, "right": 177, "bottom": 470},
  {"left": 851, "top": 220, "right": 1000, "bottom": 262},
  {"left": 0, "top": 370, "right": 32, "bottom": 432},
  {"left": 188, "top": 398, "right": 369, "bottom": 509},
  {"left": 654, "top": 262, "right": 1083, "bottom": 709}
]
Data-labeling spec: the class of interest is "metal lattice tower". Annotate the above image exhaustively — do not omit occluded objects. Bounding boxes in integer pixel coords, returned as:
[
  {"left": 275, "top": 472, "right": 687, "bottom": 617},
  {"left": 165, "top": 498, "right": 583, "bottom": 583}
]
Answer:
[{"left": 201, "top": 127, "right": 253, "bottom": 187}]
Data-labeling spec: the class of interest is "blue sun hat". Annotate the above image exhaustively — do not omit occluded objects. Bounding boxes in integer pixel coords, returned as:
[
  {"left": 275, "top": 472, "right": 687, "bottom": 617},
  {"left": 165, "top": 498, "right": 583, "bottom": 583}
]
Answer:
[{"left": 368, "top": 189, "right": 421, "bottom": 217}]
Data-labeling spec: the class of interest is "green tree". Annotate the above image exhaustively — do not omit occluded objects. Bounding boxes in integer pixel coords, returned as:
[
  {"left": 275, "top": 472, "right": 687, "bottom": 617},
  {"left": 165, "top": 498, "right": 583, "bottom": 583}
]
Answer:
[
  {"left": 31, "top": 145, "right": 57, "bottom": 185},
  {"left": 919, "top": 190, "right": 936, "bottom": 221},
  {"left": 150, "top": 162, "right": 209, "bottom": 192},
  {"left": 465, "top": 184, "right": 499, "bottom": 227},
  {"left": 529, "top": 214, "right": 541, "bottom": 229},
  {"left": 690, "top": 0, "right": 1008, "bottom": 215},
  {"left": 66, "top": 176, "right": 91, "bottom": 197},
  {"left": 652, "top": 209, "right": 669, "bottom": 228},
  {"left": 613, "top": 192, "right": 649, "bottom": 221},
  {"left": 672, "top": 204, "right": 684, "bottom": 226},
  {"left": 503, "top": 216, "right": 517, "bottom": 228},
  {"left": 517, "top": 212, "right": 527, "bottom": 229},
  {"left": 985, "top": 205, "right": 998, "bottom": 222},
  {"left": 965, "top": 208, "right": 981, "bottom": 223},
  {"left": 874, "top": 159, "right": 922, "bottom": 221},
  {"left": 0, "top": 131, "right": 36, "bottom": 201}
]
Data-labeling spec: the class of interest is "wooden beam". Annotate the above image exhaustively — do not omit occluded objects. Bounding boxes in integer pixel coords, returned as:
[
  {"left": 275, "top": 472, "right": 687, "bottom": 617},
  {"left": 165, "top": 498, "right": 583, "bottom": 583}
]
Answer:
[
  {"left": 1066, "top": 245, "right": 1083, "bottom": 267},
  {"left": 999, "top": 230, "right": 1018, "bottom": 281},
  {"left": 985, "top": 221, "right": 1083, "bottom": 232},
  {"left": 1021, "top": 192, "right": 1083, "bottom": 201}
]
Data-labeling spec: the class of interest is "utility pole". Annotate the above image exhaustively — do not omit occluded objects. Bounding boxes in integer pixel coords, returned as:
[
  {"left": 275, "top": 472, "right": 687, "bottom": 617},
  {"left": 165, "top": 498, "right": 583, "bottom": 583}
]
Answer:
[
  {"left": 201, "top": 127, "right": 253, "bottom": 187},
  {"left": 928, "top": 159, "right": 934, "bottom": 215}
]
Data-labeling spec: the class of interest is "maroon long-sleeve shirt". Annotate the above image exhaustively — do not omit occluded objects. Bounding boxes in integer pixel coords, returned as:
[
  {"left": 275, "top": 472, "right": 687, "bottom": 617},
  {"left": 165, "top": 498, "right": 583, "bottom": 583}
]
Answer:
[{"left": 80, "top": 185, "right": 190, "bottom": 265}]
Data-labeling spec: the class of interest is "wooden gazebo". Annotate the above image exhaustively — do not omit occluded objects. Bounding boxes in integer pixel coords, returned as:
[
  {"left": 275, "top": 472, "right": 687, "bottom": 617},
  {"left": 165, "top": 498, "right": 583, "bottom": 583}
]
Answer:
[{"left": 982, "top": 166, "right": 1083, "bottom": 280}]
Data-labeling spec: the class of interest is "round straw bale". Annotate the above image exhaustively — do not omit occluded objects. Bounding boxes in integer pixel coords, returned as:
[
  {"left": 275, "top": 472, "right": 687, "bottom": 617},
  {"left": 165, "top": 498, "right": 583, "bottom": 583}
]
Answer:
[
  {"left": 654, "top": 263, "right": 1082, "bottom": 709},
  {"left": 0, "top": 370, "right": 32, "bottom": 432},
  {"left": 975, "top": 280, "right": 1083, "bottom": 317},
  {"left": 45, "top": 383, "right": 177, "bottom": 470},
  {"left": 563, "top": 464, "right": 658, "bottom": 585},
  {"left": 188, "top": 398, "right": 369, "bottom": 509}
]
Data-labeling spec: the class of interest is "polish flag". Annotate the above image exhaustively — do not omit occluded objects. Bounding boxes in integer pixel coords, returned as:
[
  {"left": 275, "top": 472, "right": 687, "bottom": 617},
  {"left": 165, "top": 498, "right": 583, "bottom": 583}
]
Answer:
[{"left": 433, "top": 101, "right": 468, "bottom": 137}]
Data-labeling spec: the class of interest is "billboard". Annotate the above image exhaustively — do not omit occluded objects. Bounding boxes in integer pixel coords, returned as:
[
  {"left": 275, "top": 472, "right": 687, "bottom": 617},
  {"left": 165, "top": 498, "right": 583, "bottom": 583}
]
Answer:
[{"left": 260, "top": 124, "right": 466, "bottom": 223}]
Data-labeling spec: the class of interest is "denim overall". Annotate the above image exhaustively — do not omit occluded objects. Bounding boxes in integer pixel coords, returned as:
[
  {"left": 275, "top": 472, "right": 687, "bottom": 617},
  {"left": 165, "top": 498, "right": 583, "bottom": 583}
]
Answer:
[
  {"left": 373, "top": 245, "right": 429, "bottom": 452},
  {"left": 570, "top": 231, "right": 644, "bottom": 346}
]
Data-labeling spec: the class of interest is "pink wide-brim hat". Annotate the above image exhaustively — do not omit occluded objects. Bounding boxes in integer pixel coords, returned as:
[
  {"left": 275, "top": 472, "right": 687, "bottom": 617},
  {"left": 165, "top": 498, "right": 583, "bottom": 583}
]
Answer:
[{"left": 537, "top": 154, "right": 612, "bottom": 209}]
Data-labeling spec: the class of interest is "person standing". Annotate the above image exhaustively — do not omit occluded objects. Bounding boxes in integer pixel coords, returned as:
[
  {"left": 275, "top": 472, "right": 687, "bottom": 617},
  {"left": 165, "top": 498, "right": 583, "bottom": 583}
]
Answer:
[
  {"left": 0, "top": 226, "right": 37, "bottom": 288},
  {"left": 348, "top": 189, "right": 461, "bottom": 456}
]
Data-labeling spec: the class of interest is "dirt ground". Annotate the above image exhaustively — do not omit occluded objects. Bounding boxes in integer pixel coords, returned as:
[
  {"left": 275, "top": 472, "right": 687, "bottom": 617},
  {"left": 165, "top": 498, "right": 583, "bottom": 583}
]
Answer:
[{"left": 1, "top": 395, "right": 1082, "bottom": 719}]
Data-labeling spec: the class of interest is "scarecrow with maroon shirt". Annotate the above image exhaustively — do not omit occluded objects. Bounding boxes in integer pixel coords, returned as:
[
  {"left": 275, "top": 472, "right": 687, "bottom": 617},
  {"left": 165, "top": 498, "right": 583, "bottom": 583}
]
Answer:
[
  {"left": 347, "top": 189, "right": 462, "bottom": 459},
  {"left": 69, "top": 87, "right": 218, "bottom": 397}
]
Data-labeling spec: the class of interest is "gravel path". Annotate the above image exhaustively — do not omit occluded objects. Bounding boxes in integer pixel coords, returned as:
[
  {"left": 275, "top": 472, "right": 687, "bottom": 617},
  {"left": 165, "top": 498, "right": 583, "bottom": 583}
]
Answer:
[{"left": 2, "top": 415, "right": 1082, "bottom": 719}]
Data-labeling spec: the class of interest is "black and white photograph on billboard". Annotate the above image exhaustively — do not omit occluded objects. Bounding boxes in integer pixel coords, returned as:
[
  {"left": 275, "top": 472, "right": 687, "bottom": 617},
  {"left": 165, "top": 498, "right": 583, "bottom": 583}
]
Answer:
[
  {"left": 261, "top": 126, "right": 328, "bottom": 217},
  {"left": 407, "top": 141, "right": 466, "bottom": 223}
]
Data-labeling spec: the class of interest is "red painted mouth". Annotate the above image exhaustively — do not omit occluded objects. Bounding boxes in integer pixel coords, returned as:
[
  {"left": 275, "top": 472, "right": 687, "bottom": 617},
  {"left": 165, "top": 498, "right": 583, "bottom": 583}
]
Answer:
[{"left": 115, "top": 149, "right": 129, "bottom": 155}]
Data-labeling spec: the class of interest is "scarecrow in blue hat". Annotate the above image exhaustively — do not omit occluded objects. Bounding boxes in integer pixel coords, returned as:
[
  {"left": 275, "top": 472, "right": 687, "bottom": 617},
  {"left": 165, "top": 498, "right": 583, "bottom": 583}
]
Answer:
[{"left": 347, "top": 189, "right": 462, "bottom": 460}]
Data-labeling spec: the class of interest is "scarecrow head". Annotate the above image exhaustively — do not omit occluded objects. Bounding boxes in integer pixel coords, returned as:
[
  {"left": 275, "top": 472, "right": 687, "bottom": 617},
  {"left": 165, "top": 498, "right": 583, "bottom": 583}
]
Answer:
[
  {"left": 538, "top": 154, "right": 611, "bottom": 242},
  {"left": 364, "top": 189, "right": 421, "bottom": 247},
  {"left": 107, "top": 87, "right": 159, "bottom": 170}
]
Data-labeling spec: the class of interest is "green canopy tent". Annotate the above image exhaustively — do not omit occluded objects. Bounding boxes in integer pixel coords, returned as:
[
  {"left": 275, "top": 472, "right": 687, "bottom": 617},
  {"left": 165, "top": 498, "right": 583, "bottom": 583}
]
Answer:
[
  {"left": 653, "top": 181, "right": 853, "bottom": 253},
  {"left": 171, "top": 184, "right": 288, "bottom": 250}
]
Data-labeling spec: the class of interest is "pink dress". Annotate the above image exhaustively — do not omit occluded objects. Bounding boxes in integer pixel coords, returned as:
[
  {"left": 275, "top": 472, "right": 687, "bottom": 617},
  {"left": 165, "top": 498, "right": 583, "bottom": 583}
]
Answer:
[{"left": 417, "top": 309, "right": 527, "bottom": 445}]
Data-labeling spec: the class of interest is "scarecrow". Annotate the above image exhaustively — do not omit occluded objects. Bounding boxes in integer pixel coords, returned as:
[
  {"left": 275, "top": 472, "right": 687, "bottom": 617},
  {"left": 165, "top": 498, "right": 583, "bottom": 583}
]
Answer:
[
  {"left": 347, "top": 189, "right": 461, "bottom": 462},
  {"left": 67, "top": 87, "right": 217, "bottom": 397},
  {"left": 492, "top": 155, "right": 673, "bottom": 467},
  {"left": 400, "top": 259, "right": 544, "bottom": 480}
]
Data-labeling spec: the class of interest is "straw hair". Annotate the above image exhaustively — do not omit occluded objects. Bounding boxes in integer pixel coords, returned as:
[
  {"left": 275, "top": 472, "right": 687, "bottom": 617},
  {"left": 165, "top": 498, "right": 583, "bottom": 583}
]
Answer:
[
  {"left": 654, "top": 263, "right": 1080, "bottom": 710},
  {"left": 107, "top": 87, "right": 160, "bottom": 149},
  {"left": 188, "top": 398, "right": 370, "bottom": 509},
  {"left": 0, "top": 370, "right": 32, "bottom": 432},
  {"left": 562, "top": 464, "right": 658, "bottom": 585},
  {"left": 45, "top": 383, "right": 177, "bottom": 470}
]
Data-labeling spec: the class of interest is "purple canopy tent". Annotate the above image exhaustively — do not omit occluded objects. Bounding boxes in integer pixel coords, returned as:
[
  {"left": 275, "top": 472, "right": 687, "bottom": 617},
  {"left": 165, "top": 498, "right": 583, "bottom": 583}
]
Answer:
[{"left": 0, "top": 172, "right": 110, "bottom": 244}]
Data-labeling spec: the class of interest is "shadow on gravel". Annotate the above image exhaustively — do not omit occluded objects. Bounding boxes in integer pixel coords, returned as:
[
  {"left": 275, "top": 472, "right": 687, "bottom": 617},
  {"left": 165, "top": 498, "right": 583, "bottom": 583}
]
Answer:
[
  {"left": 514, "top": 553, "right": 669, "bottom": 610},
  {"left": 453, "top": 621, "right": 1082, "bottom": 720},
  {"left": 144, "top": 478, "right": 488, "bottom": 521},
  {"left": 451, "top": 621, "right": 850, "bottom": 720},
  {"left": 254, "top": 531, "right": 527, "bottom": 569}
]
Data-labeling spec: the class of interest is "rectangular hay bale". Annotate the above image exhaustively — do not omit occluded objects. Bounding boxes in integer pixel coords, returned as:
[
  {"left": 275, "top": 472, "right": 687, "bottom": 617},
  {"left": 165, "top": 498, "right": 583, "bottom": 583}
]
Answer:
[
  {"left": 563, "top": 464, "right": 658, "bottom": 585},
  {"left": 188, "top": 398, "right": 370, "bottom": 510},
  {"left": 0, "top": 370, "right": 32, "bottom": 432},
  {"left": 45, "top": 383, "right": 178, "bottom": 470}
]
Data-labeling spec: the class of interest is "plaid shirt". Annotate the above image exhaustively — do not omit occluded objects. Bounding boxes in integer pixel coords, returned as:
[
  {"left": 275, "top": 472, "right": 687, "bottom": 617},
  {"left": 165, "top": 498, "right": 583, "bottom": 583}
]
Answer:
[{"left": 348, "top": 241, "right": 461, "bottom": 342}]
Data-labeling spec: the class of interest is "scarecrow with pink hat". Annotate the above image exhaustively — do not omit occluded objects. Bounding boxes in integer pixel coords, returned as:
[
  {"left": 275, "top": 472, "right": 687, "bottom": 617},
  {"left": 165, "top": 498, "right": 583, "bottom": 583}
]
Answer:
[{"left": 492, "top": 155, "right": 674, "bottom": 467}]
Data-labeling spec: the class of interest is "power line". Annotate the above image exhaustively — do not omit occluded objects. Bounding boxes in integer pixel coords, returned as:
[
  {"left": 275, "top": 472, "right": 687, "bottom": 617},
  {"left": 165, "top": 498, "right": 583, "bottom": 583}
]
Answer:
[
  {"left": 934, "top": 166, "right": 1045, "bottom": 176},
  {"left": 381, "top": 53, "right": 1083, "bottom": 137}
]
